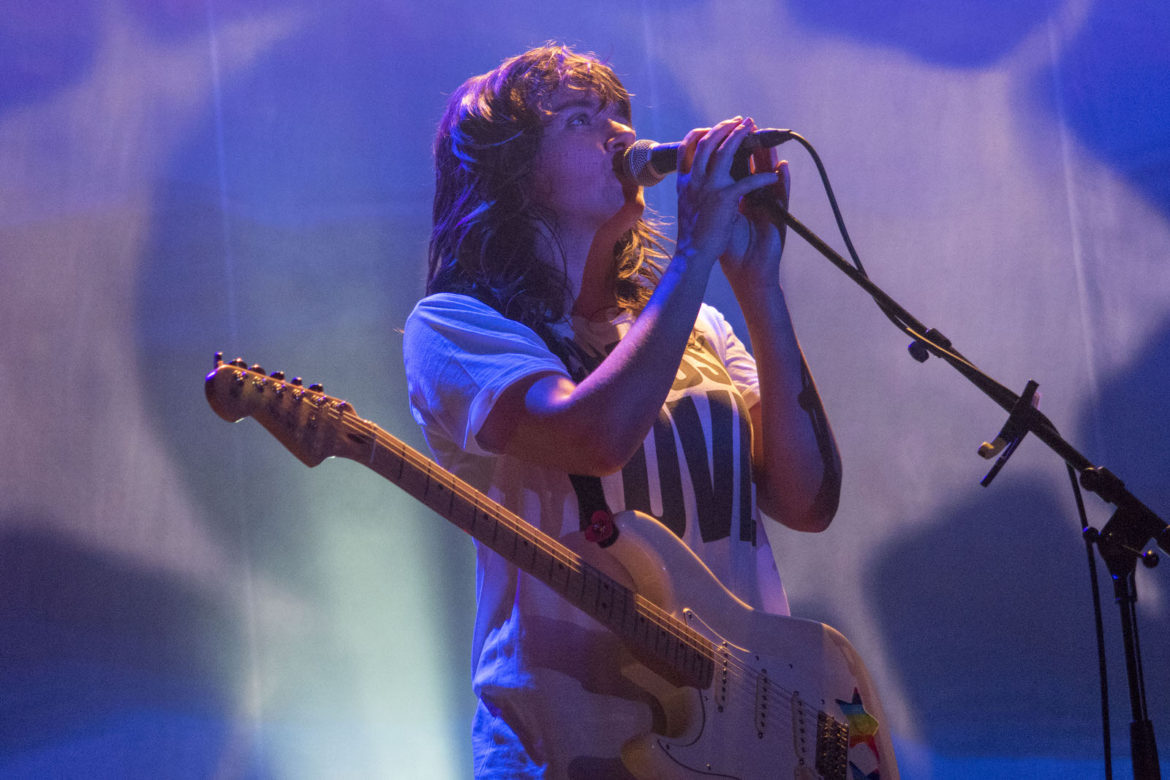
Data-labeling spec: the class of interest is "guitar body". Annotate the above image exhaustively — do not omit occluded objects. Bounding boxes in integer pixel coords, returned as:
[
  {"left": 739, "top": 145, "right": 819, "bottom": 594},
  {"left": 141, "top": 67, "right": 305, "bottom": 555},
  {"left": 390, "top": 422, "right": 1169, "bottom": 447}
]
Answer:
[
  {"left": 204, "top": 356, "right": 899, "bottom": 780},
  {"left": 601, "top": 510, "right": 897, "bottom": 780}
]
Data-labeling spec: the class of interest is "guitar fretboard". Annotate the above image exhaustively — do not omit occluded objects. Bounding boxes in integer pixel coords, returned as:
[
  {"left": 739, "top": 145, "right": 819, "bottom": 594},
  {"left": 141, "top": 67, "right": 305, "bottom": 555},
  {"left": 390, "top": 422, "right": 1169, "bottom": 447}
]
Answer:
[{"left": 345, "top": 415, "right": 716, "bottom": 690}]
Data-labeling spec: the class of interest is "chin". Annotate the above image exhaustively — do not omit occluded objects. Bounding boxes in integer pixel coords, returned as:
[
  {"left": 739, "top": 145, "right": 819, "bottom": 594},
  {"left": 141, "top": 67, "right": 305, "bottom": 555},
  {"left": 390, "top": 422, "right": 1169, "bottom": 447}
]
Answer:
[
  {"left": 603, "top": 201, "right": 643, "bottom": 237},
  {"left": 618, "top": 184, "right": 645, "bottom": 219}
]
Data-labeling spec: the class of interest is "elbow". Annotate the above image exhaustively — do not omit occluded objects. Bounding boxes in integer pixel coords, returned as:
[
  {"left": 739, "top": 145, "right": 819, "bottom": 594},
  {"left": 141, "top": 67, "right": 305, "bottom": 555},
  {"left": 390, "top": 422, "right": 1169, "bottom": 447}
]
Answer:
[
  {"left": 568, "top": 438, "right": 639, "bottom": 478},
  {"left": 761, "top": 495, "right": 836, "bottom": 533},
  {"left": 797, "top": 493, "right": 838, "bottom": 533},
  {"left": 795, "top": 445, "right": 842, "bottom": 533},
  {"left": 805, "top": 476, "right": 841, "bottom": 532},
  {"left": 759, "top": 464, "right": 841, "bottom": 534}
]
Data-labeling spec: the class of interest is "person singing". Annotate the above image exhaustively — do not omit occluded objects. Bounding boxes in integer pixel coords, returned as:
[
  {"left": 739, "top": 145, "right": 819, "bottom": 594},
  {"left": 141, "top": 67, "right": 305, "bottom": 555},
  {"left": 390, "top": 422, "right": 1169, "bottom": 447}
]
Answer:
[{"left": 403, "top": 43, "right": 841, "bottom": 778}]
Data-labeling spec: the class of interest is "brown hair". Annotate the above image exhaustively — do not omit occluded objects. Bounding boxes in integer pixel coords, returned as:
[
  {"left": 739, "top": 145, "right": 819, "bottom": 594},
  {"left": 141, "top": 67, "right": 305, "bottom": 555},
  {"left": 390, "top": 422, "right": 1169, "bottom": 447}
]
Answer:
[{"left": 427, "top": 43, "right": 667, "bottom": 329}]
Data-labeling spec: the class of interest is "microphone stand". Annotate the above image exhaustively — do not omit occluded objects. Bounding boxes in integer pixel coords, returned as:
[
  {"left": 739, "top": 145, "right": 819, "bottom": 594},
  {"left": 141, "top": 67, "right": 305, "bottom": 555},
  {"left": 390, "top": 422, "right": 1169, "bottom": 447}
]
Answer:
[{"left": 748, "top": 192, "right": 1167, "bottom": 777}]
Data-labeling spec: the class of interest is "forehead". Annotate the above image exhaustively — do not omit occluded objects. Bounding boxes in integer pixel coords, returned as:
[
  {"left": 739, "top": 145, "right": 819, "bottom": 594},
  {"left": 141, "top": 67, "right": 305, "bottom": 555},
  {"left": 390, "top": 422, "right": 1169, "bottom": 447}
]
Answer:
[{"left": 543, "top": 86, "right": 630, "bottom": 120}]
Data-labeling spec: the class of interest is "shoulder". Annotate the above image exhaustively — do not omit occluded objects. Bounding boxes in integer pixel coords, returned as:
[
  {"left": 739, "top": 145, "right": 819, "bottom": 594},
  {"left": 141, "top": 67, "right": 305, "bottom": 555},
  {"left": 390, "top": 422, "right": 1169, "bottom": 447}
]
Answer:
[
  {"left": 694, "top": 303, "right": 759, "bottom": 399},
  {"left": 694, "top": 302, "right": 741, "bottom": 347},
  {"left": 405, "top": 293, "right": 546, "bottom": 351},
  {"left": 404, "top": 293, "right": 568, "bottom": 385},
  {"left": 406, "top": 292, "right": 507, "bottom": 333}
]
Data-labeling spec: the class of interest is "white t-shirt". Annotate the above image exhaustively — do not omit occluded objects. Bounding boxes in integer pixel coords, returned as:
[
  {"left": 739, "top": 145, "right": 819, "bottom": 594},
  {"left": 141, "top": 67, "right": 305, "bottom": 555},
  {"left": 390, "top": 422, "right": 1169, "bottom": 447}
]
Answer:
[{"left": 403, "top": 292, "right": 789, "bottom": 778}]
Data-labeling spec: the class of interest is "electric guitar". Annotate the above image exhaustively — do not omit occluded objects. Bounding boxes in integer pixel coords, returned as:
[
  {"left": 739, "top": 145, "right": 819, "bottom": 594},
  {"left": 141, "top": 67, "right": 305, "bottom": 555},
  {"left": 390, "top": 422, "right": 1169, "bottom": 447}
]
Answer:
[{"left": 205, "top": 354, "right": 899, "bottom": 779}]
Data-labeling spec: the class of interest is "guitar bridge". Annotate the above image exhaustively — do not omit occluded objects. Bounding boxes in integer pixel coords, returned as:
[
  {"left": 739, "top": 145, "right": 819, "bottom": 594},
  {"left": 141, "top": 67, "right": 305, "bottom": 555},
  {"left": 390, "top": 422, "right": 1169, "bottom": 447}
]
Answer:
[{"left": 814, "top": 710, "right": 849, "bottom": 780}]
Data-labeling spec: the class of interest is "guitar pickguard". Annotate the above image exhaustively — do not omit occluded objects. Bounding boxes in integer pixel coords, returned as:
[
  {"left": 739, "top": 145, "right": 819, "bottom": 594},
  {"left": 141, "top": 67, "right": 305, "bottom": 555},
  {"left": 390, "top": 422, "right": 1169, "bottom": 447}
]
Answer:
[{"left": 602, "top": 510, "right": 896, "bottom": 780}]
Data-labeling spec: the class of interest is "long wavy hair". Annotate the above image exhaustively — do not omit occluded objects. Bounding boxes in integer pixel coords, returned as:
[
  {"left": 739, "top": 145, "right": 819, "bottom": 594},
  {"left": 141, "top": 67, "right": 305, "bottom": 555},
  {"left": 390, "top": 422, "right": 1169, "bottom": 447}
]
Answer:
[{"left": 427, "top": 44, "right": 669, "bottom": 330}]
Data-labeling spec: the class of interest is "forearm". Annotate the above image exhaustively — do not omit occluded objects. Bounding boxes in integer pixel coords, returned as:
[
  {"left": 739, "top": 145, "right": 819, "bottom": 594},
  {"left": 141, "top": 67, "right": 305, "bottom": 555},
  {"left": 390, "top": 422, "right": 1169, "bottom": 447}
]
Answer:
[
  {"left": 736, "top": 284, "right": 841, "bottom": 532},
  {"left": 491, "top": 250, "right": 715, "bottom": 475}
]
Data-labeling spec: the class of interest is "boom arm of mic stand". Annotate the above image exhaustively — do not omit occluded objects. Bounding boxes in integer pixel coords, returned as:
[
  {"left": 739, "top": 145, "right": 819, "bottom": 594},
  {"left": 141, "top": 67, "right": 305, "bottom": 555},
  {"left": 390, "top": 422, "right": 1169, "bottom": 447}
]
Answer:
[{"left": 752, "top": 195, "right": 1170, "bottom": 557}]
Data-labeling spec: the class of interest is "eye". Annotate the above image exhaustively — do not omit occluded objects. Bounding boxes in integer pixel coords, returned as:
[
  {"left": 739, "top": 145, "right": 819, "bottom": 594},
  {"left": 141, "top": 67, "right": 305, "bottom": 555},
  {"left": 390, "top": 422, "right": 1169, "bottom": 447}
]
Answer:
[{"left": 567, "top": 112, "right": 590, "bottom": 127}]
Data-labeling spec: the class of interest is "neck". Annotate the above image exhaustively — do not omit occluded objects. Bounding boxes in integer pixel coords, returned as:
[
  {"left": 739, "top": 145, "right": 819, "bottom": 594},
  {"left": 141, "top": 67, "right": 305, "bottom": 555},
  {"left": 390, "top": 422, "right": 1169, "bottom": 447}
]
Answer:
[
  {"left": 547, "top": 209, "right": 645, "bottom": 320},
  {"left": 536, "top": 219, "right": 620, "bottom": 320},
  {"left": 574, "top": 227, "right": 625, "bottom": 320}
]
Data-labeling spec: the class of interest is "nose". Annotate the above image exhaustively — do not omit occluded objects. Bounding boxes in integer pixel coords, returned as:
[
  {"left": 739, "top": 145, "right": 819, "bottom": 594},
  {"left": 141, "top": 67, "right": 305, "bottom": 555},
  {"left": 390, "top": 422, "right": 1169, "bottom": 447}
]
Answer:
[{"left": 606, "top": 120, "right": 636, "bottom": 154}]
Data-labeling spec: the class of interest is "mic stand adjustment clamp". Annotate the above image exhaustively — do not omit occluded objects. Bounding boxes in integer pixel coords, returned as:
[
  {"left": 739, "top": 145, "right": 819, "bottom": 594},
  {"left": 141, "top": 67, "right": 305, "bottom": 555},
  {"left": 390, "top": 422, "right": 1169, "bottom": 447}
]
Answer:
[{"left": 978, "top": 379, "right": 1040, "bottom": 487}]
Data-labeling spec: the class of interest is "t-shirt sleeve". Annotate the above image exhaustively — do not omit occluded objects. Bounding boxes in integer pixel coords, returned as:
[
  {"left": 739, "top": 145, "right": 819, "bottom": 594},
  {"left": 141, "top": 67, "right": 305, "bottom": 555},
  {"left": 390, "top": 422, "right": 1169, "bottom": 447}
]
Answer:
[
  {"left": 697, "top": 303, "right": 761, "bottom": 410},
  {"left": 403, "top": 293, "right": 570, "bottom": 456}
]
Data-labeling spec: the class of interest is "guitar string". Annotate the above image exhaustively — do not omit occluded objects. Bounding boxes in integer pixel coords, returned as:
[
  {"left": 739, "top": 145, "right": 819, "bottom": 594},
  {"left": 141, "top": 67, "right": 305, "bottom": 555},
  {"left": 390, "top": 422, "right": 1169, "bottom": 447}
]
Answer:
[
  {"left": 334, "top": 411, "right": 833, "bottom": 725},
  {"left": 333, "top": 406, "right": 837, "bottom": 728},
  {"left": 243, "top": 375, "right": 841, "bottom": 728},
  {"left": 238, "top": 377, "right": 831, "bottom": 732},
  {"left": 320, "top": 396, "right": 832, "bottom": 728}
]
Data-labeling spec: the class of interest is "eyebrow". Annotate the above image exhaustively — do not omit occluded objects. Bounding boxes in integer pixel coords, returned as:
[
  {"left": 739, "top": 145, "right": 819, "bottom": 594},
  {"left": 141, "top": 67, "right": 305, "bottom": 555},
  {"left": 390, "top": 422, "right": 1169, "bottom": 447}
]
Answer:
[
  {"left": 547, "top": 96, "right": 631, "bottom": 123},
  {"left": 548, "top": 97, "right": 601, "bottom": 113}
]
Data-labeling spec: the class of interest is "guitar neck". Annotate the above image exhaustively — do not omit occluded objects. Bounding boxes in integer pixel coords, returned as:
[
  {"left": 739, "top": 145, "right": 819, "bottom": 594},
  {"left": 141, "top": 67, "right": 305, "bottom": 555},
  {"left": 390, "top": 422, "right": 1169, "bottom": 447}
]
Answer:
[
  {"left": 202, "top": 358, "right": 712, "bottom": 690},
  {"left": 343, "top": 417, "right": 713, "bottom": 689}
]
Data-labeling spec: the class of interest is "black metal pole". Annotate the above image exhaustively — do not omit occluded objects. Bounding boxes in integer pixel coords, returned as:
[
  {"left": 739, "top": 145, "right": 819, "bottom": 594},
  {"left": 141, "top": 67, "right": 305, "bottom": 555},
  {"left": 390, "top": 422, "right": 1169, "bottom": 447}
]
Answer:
[{"left": 753, "top": 194, "right": 1166, "bottom": 775}]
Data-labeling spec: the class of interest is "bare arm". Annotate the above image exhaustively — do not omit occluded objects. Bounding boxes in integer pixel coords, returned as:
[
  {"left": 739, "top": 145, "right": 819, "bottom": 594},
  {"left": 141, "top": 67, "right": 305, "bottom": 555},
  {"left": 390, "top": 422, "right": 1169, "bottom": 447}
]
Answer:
[
  {"left": 741, "top": 290, "right": 841, "bottom": 532},
  {"left": 721, "top": 139, "right": 841, "bottom": 532}
]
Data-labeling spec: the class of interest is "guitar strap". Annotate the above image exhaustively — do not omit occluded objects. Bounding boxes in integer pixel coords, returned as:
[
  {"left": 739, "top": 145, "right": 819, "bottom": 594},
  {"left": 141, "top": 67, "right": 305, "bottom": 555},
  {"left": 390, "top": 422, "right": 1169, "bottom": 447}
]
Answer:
[
  {"left": 533, "top": 320, "right": 619, "bottom": 548},
  {"left": 568, "top": 473, "right": 618, "bottom": 547}
]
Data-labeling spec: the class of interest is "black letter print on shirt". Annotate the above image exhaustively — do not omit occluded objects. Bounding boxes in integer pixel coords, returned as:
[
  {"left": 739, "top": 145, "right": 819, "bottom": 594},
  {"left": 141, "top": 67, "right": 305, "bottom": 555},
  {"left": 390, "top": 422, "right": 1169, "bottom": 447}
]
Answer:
[{"left": 619, "top": 339, "right": 756, "bottom": 545}]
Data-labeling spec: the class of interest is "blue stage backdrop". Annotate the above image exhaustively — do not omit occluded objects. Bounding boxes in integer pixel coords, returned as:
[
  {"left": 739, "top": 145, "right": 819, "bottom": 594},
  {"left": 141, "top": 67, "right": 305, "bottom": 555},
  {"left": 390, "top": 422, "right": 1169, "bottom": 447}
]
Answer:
[{"left": 2, "top": 1, "right": 1168, "bottom": 777}]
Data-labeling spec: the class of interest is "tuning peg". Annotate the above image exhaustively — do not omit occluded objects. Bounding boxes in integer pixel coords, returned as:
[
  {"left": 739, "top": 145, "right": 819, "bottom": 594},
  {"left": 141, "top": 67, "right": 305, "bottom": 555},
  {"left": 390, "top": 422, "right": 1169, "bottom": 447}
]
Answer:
[
  {"left": 250, "top": 364, "right": 265, "bottom": 375},
  {"left": 230, "top": 357, "right": 248, "bottom": 369},
  {"left": 291, "top": 377, "right": 303, "bottom": 386},
  {"left": 213, "top": 352, "right": 224, "bottom": 367},
  {"left": 270, "top": 371, "right": 285, "bottom": 380},
  {"left": 308, "top": 383, "right": 324, "bottom": 393}
]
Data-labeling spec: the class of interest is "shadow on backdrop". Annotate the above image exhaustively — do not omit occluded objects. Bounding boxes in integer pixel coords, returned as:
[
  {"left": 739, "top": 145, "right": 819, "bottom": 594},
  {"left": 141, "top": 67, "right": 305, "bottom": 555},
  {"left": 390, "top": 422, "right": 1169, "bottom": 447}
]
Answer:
[
  {"left": 789, "top": 0, "right": 1170, "bottom": 218},
  {"left": 1038, "top": 0, "right": 1170, "bottom": 216},
  {"left": 0, "top": 2, "right": 98, "bottom": 111},
  {"left": 787, "top": 0, "right": 1062, "bottom": 69},
  {"left": 865, "top": 318, "right": 1170, "bottom": 762},
  {"left": 0, "top": 522, "right": 248, "bottom": 777}
]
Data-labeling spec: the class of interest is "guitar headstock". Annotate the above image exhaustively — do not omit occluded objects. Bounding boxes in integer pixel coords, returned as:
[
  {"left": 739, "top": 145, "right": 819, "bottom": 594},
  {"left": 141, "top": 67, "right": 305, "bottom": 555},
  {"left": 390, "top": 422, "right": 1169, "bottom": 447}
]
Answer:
[{"left": 205, "top": 352, "right": 365, "bottom": 467}]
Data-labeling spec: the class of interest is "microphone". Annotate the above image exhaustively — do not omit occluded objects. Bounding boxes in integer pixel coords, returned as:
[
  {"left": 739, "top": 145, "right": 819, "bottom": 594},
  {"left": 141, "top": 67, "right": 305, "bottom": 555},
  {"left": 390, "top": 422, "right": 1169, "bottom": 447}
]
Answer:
[{"left": 619, "top": 129, "right": 794, "bottom": 187}]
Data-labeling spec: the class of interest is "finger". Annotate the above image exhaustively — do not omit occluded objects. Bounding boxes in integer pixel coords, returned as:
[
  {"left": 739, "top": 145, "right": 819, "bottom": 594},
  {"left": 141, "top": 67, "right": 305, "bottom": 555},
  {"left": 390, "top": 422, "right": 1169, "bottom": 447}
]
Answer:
[
  {"left": 742, "top": 159, "right": 789, "bottom": 212},
  {"left": 742, "top": 117, "right": 772, "bottom": 175},
  {"left": 752, "top": 141, "right": 779, "bottom": 177},
  {"left": 731, "top": 169, "right": 785, "bottom": 200},
  {"left": 710, "top": 119, "right": 755, "bottom": 175},
  {"left": 677, "top": 127, "right": 708, "bottom": 175},
  {"left": 692, "top": 117, "right": 743, "bottom": 177},
  {"left": 777, "top": 159, "right": 791, "bottom": 207}
]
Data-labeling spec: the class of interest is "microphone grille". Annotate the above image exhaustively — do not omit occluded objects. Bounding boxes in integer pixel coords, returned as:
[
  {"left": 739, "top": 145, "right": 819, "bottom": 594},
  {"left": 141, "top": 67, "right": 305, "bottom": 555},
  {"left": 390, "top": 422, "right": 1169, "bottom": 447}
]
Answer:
[{"left": 622, "top": 139, "right": 665, "bottom": 187}]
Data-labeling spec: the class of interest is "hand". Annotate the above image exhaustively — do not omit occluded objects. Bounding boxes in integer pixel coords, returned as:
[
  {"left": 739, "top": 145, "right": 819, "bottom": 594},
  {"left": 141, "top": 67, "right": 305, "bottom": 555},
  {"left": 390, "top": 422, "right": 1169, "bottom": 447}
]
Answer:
[
  {"left": 719, "top": 121, "right": 791, "bottom": 294},
  {"left": 674, "top": 117, "right": 786, "bottom": 272}
]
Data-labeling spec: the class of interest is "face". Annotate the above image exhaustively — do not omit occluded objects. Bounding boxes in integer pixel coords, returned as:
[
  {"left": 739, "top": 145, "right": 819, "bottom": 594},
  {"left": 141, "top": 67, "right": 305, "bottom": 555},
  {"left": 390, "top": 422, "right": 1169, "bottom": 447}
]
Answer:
[{"left": 529, "top": 88, "right": 644, "bottom": 236}]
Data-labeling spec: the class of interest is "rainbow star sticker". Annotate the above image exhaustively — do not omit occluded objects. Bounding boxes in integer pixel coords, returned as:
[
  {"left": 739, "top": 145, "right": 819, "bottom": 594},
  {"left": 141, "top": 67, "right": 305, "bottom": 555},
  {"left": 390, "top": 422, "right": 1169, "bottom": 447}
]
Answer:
[{"left": 836, "top": 688, "right": 880, "bottom": 758}]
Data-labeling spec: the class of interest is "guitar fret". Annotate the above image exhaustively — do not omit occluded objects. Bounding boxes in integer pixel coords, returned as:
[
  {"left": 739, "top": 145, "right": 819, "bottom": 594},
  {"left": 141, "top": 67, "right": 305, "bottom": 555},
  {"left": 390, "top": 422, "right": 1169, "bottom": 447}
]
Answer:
[
  {"left": 394, "top": 446, "right": 405, "bottom": 481},
  {"left": 611, "top": 588, "right": 629, "bottom": 635},
  {"left": 545, "top": 548, "right": 558, "bottom": 585},
  {"left": 592, "top": 570, "right": 611, "bottom": 622}
]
